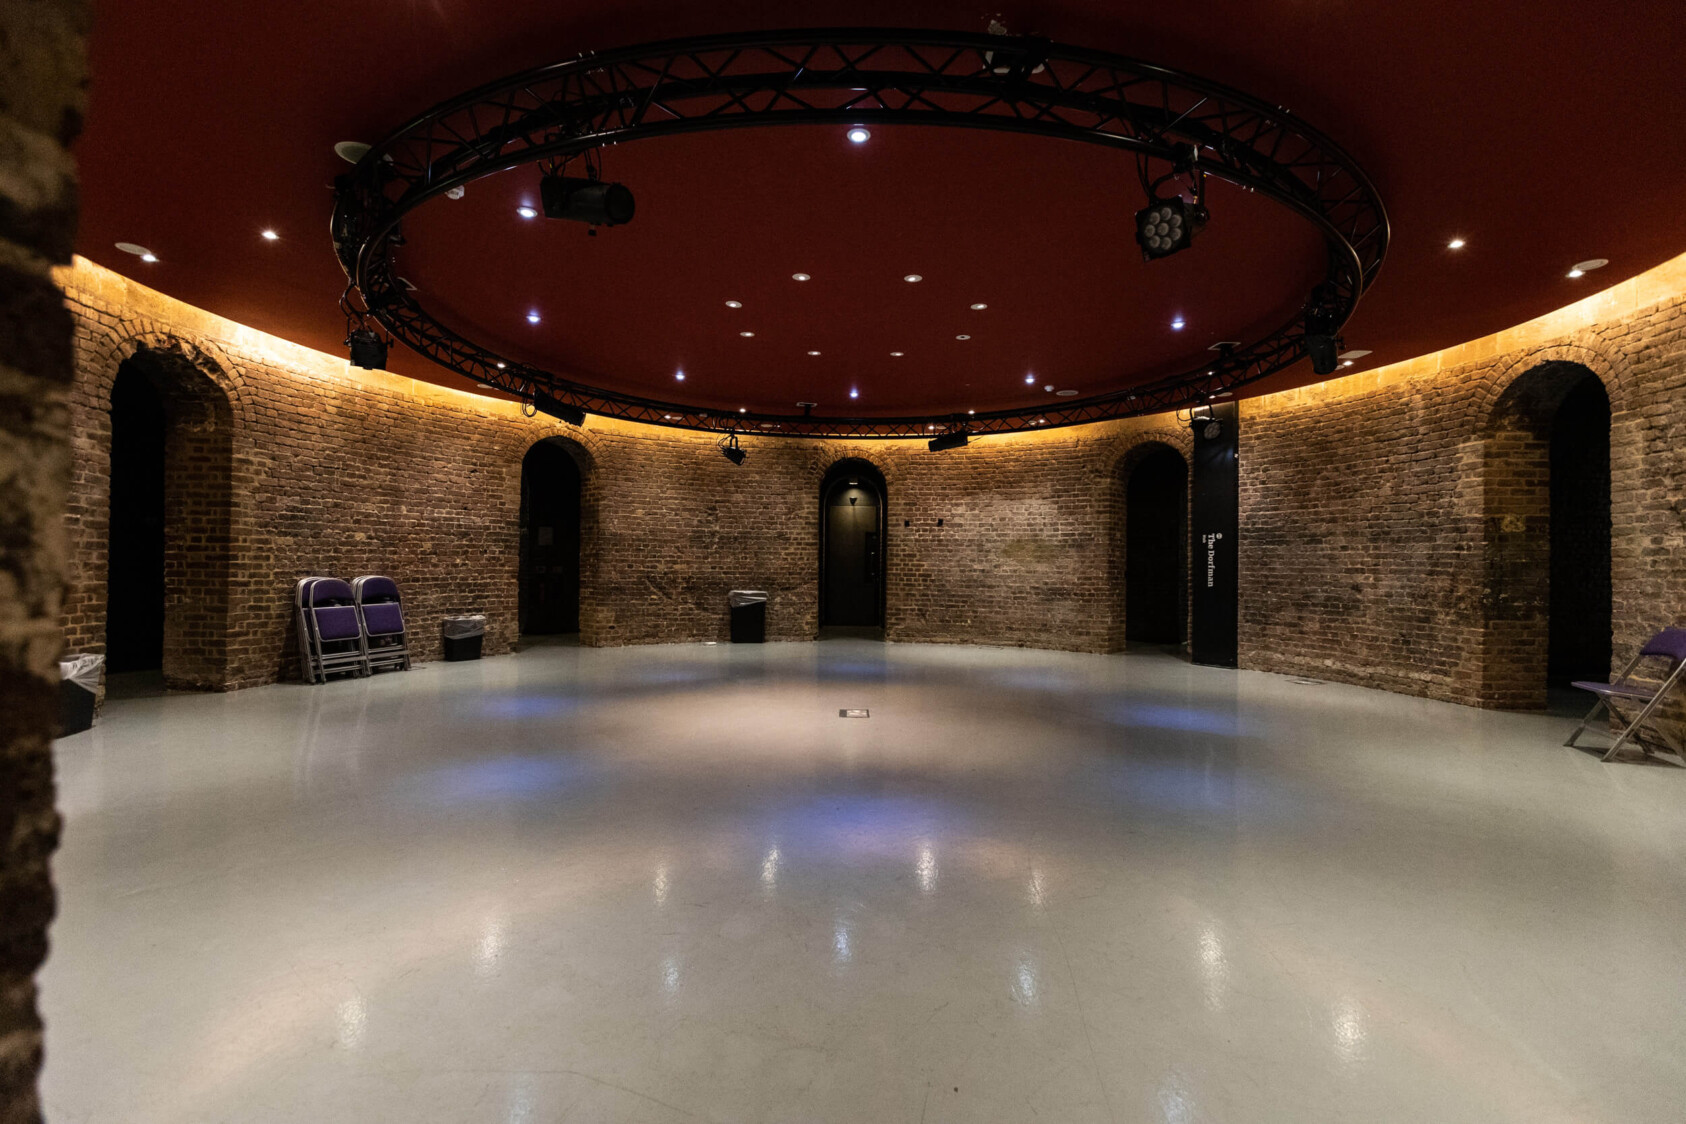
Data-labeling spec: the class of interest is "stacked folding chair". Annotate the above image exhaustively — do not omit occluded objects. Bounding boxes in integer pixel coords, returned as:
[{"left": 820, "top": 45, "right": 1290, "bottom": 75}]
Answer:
[
  {"left": 1565, "top": 627, "right": 1686, "bottom": 761},
  {"left": 295, "top": 577, "right": 369, "bottom": 683},
  {"left": 353, "top": 575, "right": 411, "bottom": 674}
]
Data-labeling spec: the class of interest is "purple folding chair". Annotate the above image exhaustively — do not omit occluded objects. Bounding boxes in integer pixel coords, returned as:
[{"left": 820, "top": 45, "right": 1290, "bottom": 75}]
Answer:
[
  {"left": 352, "top": 575, "right": 411, "bottom": 673},
  {"left": 1565, "top": 627, "right": 1686, "bottom": 761},
  {"left": 295, "top": 577, "right": 368, "bottom": 683}
]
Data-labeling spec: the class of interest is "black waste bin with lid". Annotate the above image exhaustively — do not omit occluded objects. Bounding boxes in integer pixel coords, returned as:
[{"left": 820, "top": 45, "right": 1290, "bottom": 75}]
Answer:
[
  {"left": 57, "top": 653, "right": 102, "bottom": 736},
  {"left": 728, "top": 590, "right": 768, "bottom": 643},
  {"left": 442, "top": 614, "right": 487, "bottom": 661}
]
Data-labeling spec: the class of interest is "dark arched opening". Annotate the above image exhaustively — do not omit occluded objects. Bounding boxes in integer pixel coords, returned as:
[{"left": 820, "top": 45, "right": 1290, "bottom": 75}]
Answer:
[
  {"left": 1481, "top": 361, "right": 1613, "bottom": 708},
  {"left": 519, "top": 440, "right": 582, "bottom": 636},
  {"left": 1547, "top": 375, "right": 1612, "bottom": 687},
  {"left": 103, "top": 347, "right": 235, "bottom": 690},
  {"left": 1125, "top": 446, "right": 1189, "bottom": 646},
  {"left": 106, "top": 363, "right": 167, "bottom": 673},
  {"left": 820, "top": 461, "right": 886, "bottom": 630}
]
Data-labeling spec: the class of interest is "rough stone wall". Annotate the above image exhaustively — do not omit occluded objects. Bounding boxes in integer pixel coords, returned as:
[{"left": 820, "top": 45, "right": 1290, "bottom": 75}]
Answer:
[
  {"left": 58, "top": 260, "right": 1181, "bottom": 685},
  {"left": 1239, "top": 290, "right": 1686, "bottom": 709},
  {"left": 0, "top": 3, "right": 86, "bottom": 1121}
]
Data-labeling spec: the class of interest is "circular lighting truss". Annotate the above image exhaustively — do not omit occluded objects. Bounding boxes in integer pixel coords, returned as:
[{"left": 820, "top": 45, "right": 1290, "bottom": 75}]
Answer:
[{"left": 331, "top": 27, "right": 1388, "bottom": 438}]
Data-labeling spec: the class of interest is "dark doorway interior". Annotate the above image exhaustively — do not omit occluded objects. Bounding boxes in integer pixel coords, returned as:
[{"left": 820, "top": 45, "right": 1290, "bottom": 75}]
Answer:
[
  {"left": 519, "top": 441, "right": 582, "bottom": 635},
  {"left": 106, "top": 362, "right": 168, "bottom": 673},
  {"left": 822, "top": 471, "right": 884, "bottom": 628},
  {"left": 1126, "top": 446, "right": 1188, "bottom": 645},
  {"left": 1547, "top": 375, "right": 1612, "bottom": 686}
]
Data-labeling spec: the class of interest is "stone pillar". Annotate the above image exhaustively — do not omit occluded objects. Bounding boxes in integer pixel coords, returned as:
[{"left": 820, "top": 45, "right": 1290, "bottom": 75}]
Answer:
[{"left": 0, "top": 2, "right": 88, "bottom": 1121}]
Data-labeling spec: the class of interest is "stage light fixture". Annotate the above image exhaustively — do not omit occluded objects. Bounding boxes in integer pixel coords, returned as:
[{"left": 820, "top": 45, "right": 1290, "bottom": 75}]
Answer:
[
  {"left": 347, "top": 326, "right": 388, "bottom": 370},
  {"left": 720, "top": 432, "right": 746, "bottom": 465},
  {"left": 1135, "top": 195, "right": 1206, "bottom": 260},
  {"left": 532, "top": 390, "right": 586, "bottom": 426},
  {"left": 1303, "top": 288, "right": 1343, "bottom": 376},
  {"left": 928, "top": 430, "right": 970, "bottom": 452},
  {"left": 540, "top": 175, "right": 636, "bottom": 226}
]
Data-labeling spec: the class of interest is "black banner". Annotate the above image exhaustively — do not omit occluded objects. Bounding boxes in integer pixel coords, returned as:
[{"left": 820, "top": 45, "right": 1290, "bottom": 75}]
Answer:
[{"left": 1191, "top": 402, "right": 1239, "bottom": 667}]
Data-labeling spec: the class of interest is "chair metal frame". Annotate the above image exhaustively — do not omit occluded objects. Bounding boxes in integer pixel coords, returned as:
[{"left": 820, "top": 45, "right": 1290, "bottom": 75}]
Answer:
[
  {"left": 1565, "top": 628, "right": 1686, "bottom": 762},
  {"left": 352, "top": 575, "right": 412, "bottom": 674},
  {"left": 295, "top": 577, "right": 370, "bottom": 684}
]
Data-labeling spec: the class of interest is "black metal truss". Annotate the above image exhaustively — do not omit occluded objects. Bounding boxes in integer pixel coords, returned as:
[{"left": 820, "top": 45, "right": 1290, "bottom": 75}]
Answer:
[{"left": 332, "top": 27, "right": 1388, "bottom": 438}]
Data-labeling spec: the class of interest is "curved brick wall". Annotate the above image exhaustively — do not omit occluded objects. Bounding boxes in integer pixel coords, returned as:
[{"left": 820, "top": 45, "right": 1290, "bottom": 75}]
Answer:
[{"left": 53, "top": 252, "right": 1686, "bottom": 709}]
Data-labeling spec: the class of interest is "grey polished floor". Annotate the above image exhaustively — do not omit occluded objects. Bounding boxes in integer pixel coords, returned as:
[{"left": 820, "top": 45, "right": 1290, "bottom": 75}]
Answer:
[{"left": 41, "top": 640, "right": 1686, "bottom": 1123}]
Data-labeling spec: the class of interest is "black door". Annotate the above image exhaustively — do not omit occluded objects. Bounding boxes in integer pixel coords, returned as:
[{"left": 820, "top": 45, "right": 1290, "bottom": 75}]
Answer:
[
  {"left": 519, "top": 442, "right": 581, "bottom": 635},
  {"left": 824, "top": 481, "right": 882, "bottom": 626},
  {"left": 1126, "top": 447, "right": 1189, "bottom": 645},
  {"left": 106, "top": 366, "right": 167, "bottom": 672}
]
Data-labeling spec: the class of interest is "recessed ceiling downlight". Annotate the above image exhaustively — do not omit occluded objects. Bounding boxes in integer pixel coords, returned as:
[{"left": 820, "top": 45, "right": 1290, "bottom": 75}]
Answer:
[
  {"left": 334, "top": 141, "right": 372, "bottom": 164},
  {"left": 792, "top": 272, "right": 811, "bottom": 281},
  {"left": 903, "top": 274, "right": 922, "bottom": 283},
  {"left": 847, "top": 126, "right": 871, "bottom": 143},
  {"left": 1571, "top": 258, "right": 1609, "bottom": 275},
  {"left": 115, "top": 242, "right": 155, "bottom": 260},
  {"left": 955, "top": 334, "right": 970, "bottom": 340},
  {"left": 1056, "top": 389, "right": 1078, "bottom": 396},
  {"left": 724, "top": 300, "right": 743, "bottom": 308},
  {"left": 970, "top": 303, "right": 987, "bottom": 310}
]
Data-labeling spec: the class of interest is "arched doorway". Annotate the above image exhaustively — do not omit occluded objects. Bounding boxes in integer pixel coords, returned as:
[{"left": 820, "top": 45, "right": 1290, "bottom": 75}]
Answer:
[
  {"left": 106, "top": 363, "right": 168, "bottom": 673},
  {"left": 1481, "top": 361, "right": 1612, "bottom": 707},
  {"left": 1125, "top": 446, "right": 1189, "bottom": 646},
  {"left": 101, "top": 347, "right": 236, "bottom": 690},
  {"left": 820, "top": 461, "right": 886, "bottom": 629},
  {"left": 519, "top": 439, "right": 582, "bottom": 636}
]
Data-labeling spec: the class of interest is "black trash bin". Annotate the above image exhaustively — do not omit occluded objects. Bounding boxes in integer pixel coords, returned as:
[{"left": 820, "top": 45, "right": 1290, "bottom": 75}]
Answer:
[
  {"left": 442, "top": 614, "right": 487, "bottom": 661},
  {"left": 728, "top": 590, "right": 768, "bottom": 643},
  {"left": 57, "top": 654, "right": 103, "bottom": 736}
]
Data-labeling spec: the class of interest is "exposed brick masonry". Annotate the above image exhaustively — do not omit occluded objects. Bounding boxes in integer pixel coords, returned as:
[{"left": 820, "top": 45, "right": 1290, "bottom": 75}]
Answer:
[
  {"left": 54, "top": 254, "right": 1686, "bottom": 715},
  {"left": 0, "top": 3, "right": 86, "bottom": 1122}
]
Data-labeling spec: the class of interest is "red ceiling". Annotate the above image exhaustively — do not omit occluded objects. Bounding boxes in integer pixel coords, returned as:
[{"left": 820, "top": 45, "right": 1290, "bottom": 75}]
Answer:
[{"left": 77, "top": 1, "right": 1686, "bottom": 419}]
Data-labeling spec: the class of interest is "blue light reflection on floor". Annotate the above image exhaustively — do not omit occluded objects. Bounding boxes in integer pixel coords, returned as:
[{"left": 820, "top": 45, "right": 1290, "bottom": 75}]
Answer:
[
  {"left": 762, "top": 792, "right": 962, "bottom": 859},
  {"left": 1105, "top": 701, "right": 1253, "bottom": 738},
  {"left": 409, "top": 754, "right": 595, "bottom": 808},
  {"left": 475, "top": 693, "right": 579, "bottom": 719}
]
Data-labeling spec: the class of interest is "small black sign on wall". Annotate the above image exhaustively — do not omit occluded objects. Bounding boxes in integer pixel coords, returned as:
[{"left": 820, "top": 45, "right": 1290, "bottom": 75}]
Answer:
[{"left": 1191, "top": 401, "right": 1239, "bottom": 667}]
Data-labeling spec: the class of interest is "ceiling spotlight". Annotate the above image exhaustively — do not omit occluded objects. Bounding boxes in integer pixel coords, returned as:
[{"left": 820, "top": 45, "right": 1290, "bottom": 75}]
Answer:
[
  {"left": 847, "top": 126, "right": 872, "bottom": 144},
  {"left": 540, "top": 175, "right": 636, "bottom": 226},
  {"left": 334, "top": 140, "right": 372, "bottom": 164},
  {"left": 1043, "top": 384, "right": 1055, "bottom": 392},
  {"left": 1135, "top": 195, "right": 1207, "bottom": 260},
  {"left": 533, "top": 390, "right": 586, "bottom": 426},
  {"left": 1573, "top": 258, "right": 1609, "bottom": 272},
  {"left": 517, "top": 205, "right": 538, "bottom": 219},
  {"left": 739, "top": 407, "right": 747, "bottom": 413},
  {"left": 1447, "top": 237, "right": 1466, "bottom": 249},
  {"left": 903, "top": 274, "right": 922, "bottom": 283},
  {"left": 476, "top": 383, "right": 494, "bottom": 390},
  {"left": 890, "top": 351, "right": 904, "bottom": 357},
  {"left": 849, "top": 388, "right": 859, "bottom": 399},
  {"left": 807, "top": 350, "right": 821, "bottom": 356},
  {"left": 261, "top": 229, "right": 279, "bottom": 241},
  {"left": 720, "top": 432, "right": 746, "bottom": 465},
  {"left": 496, "top": 362, "right": 507, "bottom": 369},
  {"left": 1170, "top": 317, "right": 1186, "bottom": 330},
  {"left": 526, "top": 310, "right": 542, "bottom": 324},
  {"left": 1567, "top": 269, "right": 1584, "bottom": 279},
  {"left": 1056, "top": 389, "right": 1078, "bottom": 397},
  {"left": 956, "top": 334, "right": 970, "bottom": 340},
  {"left": 675, "top": 370, "right": 685, "bottom": 381},
  {"left": 928, "top": 429, "right": 970, "bottom": 452},
  {"left": 1024, "top": 374, "right": 1036, "bottom": 384},
  {"left": 140, "top": 252, "right": 159, "bottom": 263},
  {"left": 739, "top": 331, "right": 755, "bottom": 337},
  {"left": 970, "top": 303, "right": 987, "bottom": 310},
  {"left": 346, "top": 327, "right": 387, "bottom": 371},
  {"left": 725, "top": 300, "right": 743, "bottom": 308},
  {"left": 792, "top": 272, "right": 811, "bottom": 281}
]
